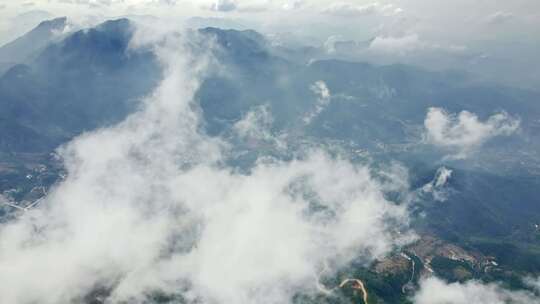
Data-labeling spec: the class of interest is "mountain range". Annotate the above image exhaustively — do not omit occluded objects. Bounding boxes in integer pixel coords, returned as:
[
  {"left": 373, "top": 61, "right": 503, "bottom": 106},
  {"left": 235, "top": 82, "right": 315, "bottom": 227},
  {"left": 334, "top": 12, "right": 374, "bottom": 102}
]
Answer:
[{"left": 1, "top": 17, "right": 540, "bottom": 303}]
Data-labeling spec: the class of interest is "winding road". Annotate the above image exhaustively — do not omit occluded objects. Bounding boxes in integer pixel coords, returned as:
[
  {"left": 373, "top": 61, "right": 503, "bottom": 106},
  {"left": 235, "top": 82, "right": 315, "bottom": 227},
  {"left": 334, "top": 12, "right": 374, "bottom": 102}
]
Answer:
[
  {"left": 339, "top": 279, "right": 368, "bottom": 304},
  {"left": 400, "top": 252, "right": 416, "bottom": 294},
  {"left": 315, "top": 262, "right": 369, "bottom": 304}
]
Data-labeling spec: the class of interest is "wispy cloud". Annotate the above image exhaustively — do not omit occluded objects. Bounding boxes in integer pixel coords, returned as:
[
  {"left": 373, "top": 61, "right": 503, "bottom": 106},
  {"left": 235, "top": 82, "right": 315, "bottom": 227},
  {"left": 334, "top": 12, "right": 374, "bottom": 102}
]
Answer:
[
  {"left": 303, "top": 80, "right": 331, "bottom": 125},
  {"left": 419, "top": 166, "right": 453, "bottom": 202}
]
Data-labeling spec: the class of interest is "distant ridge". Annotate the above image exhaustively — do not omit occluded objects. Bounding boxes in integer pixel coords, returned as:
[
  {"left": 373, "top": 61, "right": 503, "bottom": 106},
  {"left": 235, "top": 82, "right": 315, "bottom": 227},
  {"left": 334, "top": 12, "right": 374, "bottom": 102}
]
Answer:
[{"left": 0, "top": 17, "right": 68, "bottom": 73}]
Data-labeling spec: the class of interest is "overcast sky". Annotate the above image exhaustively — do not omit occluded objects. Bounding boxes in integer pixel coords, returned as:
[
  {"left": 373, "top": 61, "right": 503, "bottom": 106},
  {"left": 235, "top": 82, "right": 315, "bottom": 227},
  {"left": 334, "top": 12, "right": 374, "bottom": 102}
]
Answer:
[
  {"left": 1, "top": 0, "right": 539, "bottom": 41},
  {"left": 0, "top": 0, "right": 539, "bottom": 87}
]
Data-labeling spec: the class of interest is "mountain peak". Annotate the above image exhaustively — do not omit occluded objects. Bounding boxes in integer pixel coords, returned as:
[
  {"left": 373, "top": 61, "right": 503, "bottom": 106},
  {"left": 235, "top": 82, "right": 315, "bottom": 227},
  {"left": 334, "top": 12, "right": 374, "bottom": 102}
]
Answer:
[
  {"left": 0, "top": 17, "right": 69, "bottom": 71},
  {"left": 199, "top": 27, "right": 268, "bottom": 58},
  {"left": 200, "top": 27, "right": 265, "bottom": 43},
  {"left": 35, "top": 17, "right": 67, "bottom": 31},
  {"left": 96, "top": 18, "right": 132, "bottom": 34}
]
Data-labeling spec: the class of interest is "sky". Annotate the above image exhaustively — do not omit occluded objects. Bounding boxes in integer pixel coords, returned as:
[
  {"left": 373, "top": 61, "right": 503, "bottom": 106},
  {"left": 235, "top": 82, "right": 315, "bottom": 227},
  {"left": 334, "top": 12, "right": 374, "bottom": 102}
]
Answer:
[
  {"left": 1, "top": 0, "right": 539, "bottom": 87},
  {"left": 1, "top": 0, "right": 539, "bottom": 42}
]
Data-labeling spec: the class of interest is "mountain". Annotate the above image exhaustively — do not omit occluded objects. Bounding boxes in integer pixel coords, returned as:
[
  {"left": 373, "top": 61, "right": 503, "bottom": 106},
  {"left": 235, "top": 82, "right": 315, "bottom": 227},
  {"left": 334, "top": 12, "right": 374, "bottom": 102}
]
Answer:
[
  {"left": 1, "top": 19, "right": 540, "bottom": 303},
  {"left": 195, "top": 37, "right": 540, "bottom": 168},
  {"left": 3, "top": 19, "right": 536, "bottom": 176},
  {"left": 0, "top": 17, "right": 68, "bottom": 74},
  {"left": 193, "top": 29, "right": 540, "bottom": 297},
  {"left": 0, "top": 18, "right": 161, "bottom": 153}
]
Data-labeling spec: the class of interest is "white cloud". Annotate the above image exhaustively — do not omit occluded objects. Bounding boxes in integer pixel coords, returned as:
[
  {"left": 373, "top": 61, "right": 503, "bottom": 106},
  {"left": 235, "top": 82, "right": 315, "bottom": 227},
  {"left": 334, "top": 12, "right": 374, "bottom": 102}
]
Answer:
[
  {"left": 282, "top": 0, "right": 303, "bottom": 11},
  {"left": 0, "top": 24, "right": 413, "bottom": 304},
  {"left": 525, "top": 276, "right": 540, "bottom": 293},
  {"left": 199, "top": 0, "right": 276, "bottom": 13},
  {"left": 370, "top": 33, "right": 424, "bottom": 53},
  {"left": 232, "top": 104, "right": 288, "bottom": 149},
  {"left": 234, "top": 104, "right": 274, "bottom": 141},
  {"left": 432, "top": 166, "right": 452, "bottom": 188},
  {"left": 413, "top": 277, "right": 540, "bottom": 304},
  {"left": 323, "top": 2, "right": 402, "bottom": 17},
  {"left": 369, "top": 34, "right": 468, "bottom": 55},
  {"left": 58, "top": 0, "right": 119, "bottom": 6},
  {"left": 205, "top": 0, "right": 237, "bottom": 12},
  {"left": 419, "top": 166, "right": 453, "bottom": 202},
  {"left": 424, "top": 107, "right": 520, "bottom": 159},
  {"left": 486, "top": 11, "right": 514, "bottom": 25}
]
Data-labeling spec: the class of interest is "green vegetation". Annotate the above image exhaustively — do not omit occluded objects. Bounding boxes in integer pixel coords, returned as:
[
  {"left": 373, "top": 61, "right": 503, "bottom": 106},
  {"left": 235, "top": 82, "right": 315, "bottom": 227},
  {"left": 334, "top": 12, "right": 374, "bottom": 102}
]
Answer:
[{"left": 430, "top": 256, "right": 475, "bottom": 282}]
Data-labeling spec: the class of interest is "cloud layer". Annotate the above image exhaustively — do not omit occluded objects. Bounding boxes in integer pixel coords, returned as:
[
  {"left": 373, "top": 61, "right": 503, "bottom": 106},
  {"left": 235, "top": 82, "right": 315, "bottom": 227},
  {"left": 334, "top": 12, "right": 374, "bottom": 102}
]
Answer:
[
  {"left": 0, "top": 25, "right": 412, "bottom": 304},
  {"left": 413, "top": 277, "right": 540, "bottom": 304}
]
